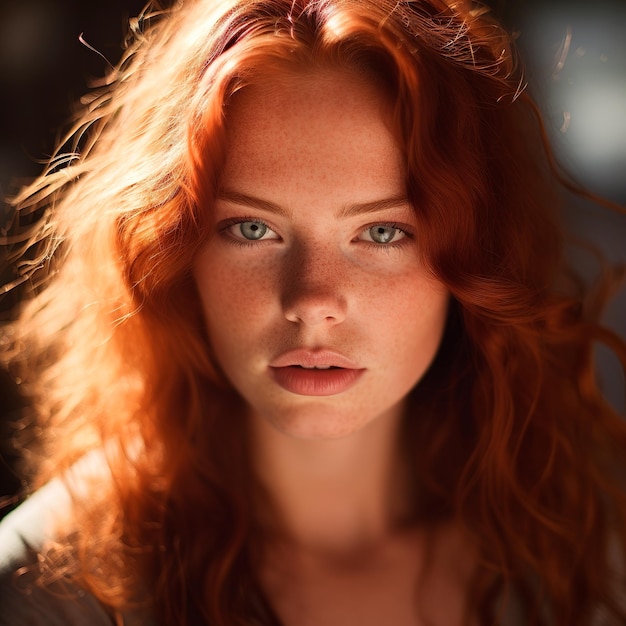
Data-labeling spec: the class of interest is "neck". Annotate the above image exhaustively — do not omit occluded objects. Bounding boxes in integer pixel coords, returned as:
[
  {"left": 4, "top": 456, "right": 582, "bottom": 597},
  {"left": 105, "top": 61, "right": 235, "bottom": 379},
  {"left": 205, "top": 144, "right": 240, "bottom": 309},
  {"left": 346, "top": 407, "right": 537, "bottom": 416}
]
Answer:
[{"left": 249, "top": 402, "right": 409, "bottom": 555}]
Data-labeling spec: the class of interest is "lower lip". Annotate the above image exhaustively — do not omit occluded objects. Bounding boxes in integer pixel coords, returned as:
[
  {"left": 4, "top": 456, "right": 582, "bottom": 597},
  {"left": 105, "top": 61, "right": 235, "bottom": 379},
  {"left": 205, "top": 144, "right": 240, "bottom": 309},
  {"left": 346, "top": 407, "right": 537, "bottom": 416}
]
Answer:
[{"left": 270, "top": 366, "right": 365, "bottom": 396}]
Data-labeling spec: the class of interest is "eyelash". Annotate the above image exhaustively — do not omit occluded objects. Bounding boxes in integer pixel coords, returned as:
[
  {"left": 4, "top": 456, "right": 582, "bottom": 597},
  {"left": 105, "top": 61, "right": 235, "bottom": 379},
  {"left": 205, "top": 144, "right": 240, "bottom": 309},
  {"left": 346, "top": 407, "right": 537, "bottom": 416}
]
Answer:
[{"left": 218, "top": 218, "right": 414, "bottom": 250}]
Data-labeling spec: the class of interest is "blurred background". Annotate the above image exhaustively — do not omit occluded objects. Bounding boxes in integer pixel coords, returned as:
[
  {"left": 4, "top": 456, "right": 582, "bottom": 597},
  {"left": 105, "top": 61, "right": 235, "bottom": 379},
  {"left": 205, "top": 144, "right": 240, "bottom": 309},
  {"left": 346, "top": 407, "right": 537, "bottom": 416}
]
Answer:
[{"left": 0, "top": 0, "right": 625, "bottom": 509}]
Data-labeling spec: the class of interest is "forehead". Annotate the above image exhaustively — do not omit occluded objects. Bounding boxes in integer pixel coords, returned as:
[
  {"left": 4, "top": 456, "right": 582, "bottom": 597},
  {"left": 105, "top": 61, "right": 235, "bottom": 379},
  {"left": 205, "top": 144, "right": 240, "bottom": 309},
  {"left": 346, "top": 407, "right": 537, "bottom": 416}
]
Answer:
[
  {"left": 225, "top": 67, "right": 393, "bottom": 138},
  {"left": 221, "top": 70, "right": 406, "bottom": 206}
]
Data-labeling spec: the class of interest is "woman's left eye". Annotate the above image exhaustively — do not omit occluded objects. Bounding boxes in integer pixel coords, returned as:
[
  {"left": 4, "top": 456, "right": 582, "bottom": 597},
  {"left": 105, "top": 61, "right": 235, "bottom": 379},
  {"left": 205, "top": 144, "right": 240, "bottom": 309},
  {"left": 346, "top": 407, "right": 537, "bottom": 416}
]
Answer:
[{"left": 358, "top": 224, "right": 408, "bottom": 245}]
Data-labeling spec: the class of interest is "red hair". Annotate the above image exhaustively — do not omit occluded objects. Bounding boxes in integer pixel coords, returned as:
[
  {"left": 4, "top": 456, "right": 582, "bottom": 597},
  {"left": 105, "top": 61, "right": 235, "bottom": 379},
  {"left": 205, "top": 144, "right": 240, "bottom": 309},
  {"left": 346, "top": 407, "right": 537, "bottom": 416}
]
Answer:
[{"left": 2, "top": 1, "right": 626, "bottom": 624}]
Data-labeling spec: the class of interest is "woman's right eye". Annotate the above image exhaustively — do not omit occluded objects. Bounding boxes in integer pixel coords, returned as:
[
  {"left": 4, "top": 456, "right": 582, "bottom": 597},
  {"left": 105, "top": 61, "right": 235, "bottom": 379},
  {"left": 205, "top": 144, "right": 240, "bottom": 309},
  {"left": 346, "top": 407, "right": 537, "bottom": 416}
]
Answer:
[{"left": 225, "top": 220, "right": 279, "bottom": 242}]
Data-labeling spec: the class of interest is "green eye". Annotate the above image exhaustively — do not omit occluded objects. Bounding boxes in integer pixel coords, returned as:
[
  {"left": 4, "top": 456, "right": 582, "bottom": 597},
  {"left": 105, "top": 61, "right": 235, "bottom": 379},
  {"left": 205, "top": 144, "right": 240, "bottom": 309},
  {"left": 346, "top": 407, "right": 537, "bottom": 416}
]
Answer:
[{"left": 239, "top": 221, "right": 268, "bottom": 240}]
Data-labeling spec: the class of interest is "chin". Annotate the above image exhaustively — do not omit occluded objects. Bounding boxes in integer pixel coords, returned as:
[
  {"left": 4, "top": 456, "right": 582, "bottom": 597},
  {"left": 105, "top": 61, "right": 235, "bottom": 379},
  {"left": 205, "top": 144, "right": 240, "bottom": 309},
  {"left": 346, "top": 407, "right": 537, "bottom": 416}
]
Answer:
[
  {"left": 258, "top": 407, "right": 372, "bottom": 441},
  {"left": 254, "top": 399, "right": 400, "bottom": 442}
]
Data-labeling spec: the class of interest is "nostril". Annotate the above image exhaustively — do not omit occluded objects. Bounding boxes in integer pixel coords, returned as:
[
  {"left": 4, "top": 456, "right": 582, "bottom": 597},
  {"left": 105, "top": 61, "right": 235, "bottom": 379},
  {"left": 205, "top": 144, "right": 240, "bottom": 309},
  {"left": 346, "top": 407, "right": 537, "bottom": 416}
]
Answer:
[{"left": 282, "top": 292, "right": 347, "bottom": 326}]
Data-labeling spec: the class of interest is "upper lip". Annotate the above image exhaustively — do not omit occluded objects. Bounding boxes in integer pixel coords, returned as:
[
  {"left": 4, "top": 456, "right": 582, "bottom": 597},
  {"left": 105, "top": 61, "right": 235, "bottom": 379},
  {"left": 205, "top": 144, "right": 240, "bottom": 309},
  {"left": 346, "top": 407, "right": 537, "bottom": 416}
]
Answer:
[{"left": 270, "top": 349, "right": 361, "bottom": 370}]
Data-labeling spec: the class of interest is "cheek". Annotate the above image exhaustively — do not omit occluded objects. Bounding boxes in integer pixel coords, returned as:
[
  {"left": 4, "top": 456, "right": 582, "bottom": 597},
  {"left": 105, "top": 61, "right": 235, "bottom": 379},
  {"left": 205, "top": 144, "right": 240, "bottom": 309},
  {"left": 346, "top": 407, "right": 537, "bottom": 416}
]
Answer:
[
  {"left": 374, "top": 276, "right": 449, "bottom": 362},
  {"left": 359, "top": 267, "right": 447, "bottom": 326},
  {"left": 193, "top": 251, "right": 276, "bottom": 333}
]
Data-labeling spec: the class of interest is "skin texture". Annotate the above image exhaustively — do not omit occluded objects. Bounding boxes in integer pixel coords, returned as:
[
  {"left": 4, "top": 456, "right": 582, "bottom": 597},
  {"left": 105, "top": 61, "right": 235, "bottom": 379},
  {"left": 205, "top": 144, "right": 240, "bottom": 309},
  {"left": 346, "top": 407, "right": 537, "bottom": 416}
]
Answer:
[{"left": 193, "top": 70, "right": 449, "bottom": 441}]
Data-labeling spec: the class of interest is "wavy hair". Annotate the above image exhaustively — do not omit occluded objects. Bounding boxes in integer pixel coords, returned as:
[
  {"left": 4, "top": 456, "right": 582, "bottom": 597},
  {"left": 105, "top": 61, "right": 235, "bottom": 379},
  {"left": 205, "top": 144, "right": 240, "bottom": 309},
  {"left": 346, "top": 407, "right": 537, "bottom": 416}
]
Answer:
[{"left": 2, "top": 0, "right": 626, "bottom": 624}]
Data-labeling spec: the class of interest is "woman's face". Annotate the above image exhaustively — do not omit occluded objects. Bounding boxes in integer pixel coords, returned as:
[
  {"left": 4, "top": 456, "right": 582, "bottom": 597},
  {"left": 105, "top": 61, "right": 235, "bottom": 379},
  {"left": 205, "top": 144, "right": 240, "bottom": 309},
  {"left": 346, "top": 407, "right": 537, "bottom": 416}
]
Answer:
[{"left": 193, "top": 70, "right": 449, "bottom": 439}]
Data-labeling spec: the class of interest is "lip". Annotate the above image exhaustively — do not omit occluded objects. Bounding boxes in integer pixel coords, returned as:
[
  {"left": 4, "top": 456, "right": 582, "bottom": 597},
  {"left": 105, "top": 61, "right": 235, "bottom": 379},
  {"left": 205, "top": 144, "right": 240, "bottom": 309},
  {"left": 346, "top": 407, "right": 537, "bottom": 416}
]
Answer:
[
  {"left": 269, "top": 349, "right": 365, "bottom": 396},
  {"left": 270, "top": 348, "right": 360, "bottom": 370}
]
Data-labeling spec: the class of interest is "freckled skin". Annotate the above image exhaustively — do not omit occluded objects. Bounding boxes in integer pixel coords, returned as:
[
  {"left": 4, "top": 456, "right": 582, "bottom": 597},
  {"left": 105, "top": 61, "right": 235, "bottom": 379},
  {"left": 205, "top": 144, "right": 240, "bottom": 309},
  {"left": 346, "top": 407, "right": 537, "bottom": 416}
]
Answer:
[{"left": 193, "top": 70, "right": 449, "bottom": 439}]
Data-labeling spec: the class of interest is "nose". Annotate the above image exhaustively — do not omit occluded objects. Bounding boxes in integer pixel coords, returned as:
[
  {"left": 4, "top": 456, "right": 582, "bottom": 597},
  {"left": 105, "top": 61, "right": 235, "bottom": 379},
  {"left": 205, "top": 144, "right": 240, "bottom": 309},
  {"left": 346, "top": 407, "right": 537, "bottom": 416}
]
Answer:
[{"left": 281, "top": 244, "right": 348, "bottom": 327}]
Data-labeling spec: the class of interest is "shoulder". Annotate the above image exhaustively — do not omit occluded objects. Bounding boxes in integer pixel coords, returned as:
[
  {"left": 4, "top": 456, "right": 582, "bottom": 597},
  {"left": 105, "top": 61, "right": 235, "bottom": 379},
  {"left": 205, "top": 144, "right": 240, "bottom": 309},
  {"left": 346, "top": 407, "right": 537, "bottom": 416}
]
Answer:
[{"left": 0, "top": 480, "right": 128, "bottom": 626}]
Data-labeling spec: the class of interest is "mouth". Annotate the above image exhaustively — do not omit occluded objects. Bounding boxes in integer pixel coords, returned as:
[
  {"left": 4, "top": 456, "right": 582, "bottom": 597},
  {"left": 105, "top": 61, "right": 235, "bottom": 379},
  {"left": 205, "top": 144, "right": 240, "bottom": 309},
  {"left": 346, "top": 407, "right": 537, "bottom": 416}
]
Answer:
[{"left": 269, "top": 350, "right": 364, "bottom": 396}]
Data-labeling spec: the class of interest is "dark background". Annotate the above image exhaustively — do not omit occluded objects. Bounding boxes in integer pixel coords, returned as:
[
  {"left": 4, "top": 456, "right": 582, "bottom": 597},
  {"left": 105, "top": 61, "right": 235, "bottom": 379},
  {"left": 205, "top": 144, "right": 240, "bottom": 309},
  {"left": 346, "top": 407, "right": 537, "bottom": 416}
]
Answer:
[{"left": 1, "top": 0, "right": 625, "bottom": 510}]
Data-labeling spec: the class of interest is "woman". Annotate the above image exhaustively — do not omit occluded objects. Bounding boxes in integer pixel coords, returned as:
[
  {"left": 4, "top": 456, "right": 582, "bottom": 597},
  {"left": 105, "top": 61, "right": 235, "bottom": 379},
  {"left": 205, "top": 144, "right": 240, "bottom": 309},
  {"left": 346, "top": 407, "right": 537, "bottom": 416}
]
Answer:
[{"left": 1, "top": 0, "right": 625, "bottom": 624}]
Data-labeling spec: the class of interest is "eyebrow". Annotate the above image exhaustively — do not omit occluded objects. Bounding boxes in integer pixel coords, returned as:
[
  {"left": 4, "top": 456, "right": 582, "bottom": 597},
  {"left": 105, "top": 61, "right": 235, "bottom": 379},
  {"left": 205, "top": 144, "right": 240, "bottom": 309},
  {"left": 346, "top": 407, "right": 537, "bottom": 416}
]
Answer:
[
  {"left": 218, "top": 190, "right": 292, "bottom": 217},
  {"left": 217, "top": 190, "right": 411, "bottom": 218},
  {"left": 338, "top": 196, "right": 411, "bottom": 219}
]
